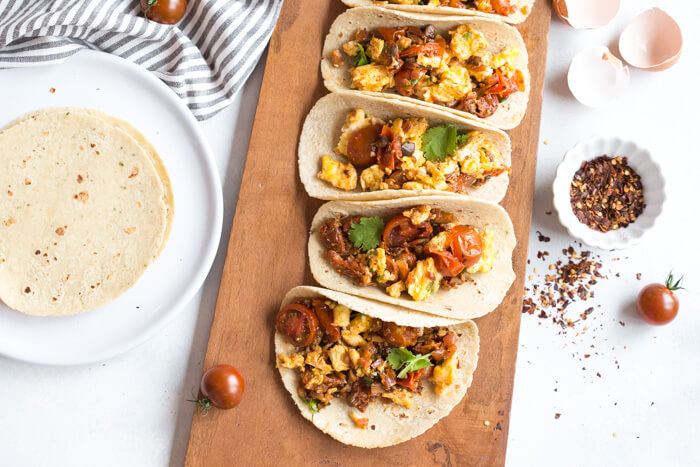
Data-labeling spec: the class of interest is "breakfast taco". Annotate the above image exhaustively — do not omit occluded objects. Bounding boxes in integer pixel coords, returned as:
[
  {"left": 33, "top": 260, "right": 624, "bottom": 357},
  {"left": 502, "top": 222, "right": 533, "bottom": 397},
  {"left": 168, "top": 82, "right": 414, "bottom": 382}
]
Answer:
[
  {"left": 341, "top": 0, "right": 535, "bottom": 24},
  {"left": 321, "top": 7, "right": 530, "bottom": 129},
  {"left": 275, "top": 285, "right": 479, "bottom": 448},
  {"left": 299, "top": 91, "right": 511, "bottom": 202},
  {"left": 309, "top": 196, "right": 515, "bottom": 320}
]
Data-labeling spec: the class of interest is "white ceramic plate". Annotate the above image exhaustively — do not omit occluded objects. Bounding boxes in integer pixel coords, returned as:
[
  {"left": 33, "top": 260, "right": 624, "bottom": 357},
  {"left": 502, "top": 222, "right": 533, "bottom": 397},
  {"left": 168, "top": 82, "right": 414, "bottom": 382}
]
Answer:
[
  {"left": 0, "top": 50, "right": 223, "bottom": 365},
  {"left": 552, "top": 136, "right": 665, "bottom": 250}
]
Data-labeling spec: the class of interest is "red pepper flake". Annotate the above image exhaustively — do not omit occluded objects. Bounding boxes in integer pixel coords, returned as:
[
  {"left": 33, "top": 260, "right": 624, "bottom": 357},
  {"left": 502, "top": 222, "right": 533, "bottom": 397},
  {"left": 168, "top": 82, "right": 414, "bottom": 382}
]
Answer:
[
  {"left": 554, "top": 413, "right": 561, "bottom": 419},
  {"left": 49, "top": 87, "right": 56, "bottom": 94},
  {"left": 570, "top": 155, "right": 645, "bottom": 232}
]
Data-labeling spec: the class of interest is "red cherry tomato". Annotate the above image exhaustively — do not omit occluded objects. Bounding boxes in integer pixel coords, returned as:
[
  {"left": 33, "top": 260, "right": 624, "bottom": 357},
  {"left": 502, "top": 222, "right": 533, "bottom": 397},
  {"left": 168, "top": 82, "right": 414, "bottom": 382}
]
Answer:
[
  {"left": 382, "top": 215, "right": 432, "bottom": 248},
  {"left": 140, "top": 0, "right": 187, "bottom": 25},
  {"left": 397, "top": 366, "right": 433, "bottom": 391},
  {"left": 200, "top": 364, "right": 245, "bottom": 409},
  {"left": 346, "top": 123, "right": 382, "bottom": 169},
  {"left": 276, "top": 303, "right": 319, "bottom": 346},
  {"left": 311, "top": 299, "right": 340, "bottom": 343},
  {"left": 377, "top": 27, "right": 407, "bottom": 42},
  {"left": 636, "top": 274, "right": 684, "bottom": 325},
  {"left": 376, "top": 125, "right": 402, "bottom": 173},
  {"left": 490, "top": 0, "right": 517, "bottom": 16},
  {"left": 450, "top": 225, "right": 483, "bottom": 268},
  {"left": 394, "top": 64, "right": 427, "bottom": 97},
  {"left": 427, "top": 248, "right": 464, "bottom": 277}
]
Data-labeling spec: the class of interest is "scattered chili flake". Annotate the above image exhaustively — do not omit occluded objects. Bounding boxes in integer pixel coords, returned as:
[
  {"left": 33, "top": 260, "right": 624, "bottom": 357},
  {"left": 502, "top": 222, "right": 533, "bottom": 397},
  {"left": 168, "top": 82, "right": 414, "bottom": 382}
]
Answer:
[
  {"left": 570, "top": 155, "right": 645, "bottom": 232},
  {"left": 536, "top": 230, "right": 550, "bottom": 242},
  {"left": 636, "top": 273, "right": 642, "bottom": 280},
  {"left": 554, "top": 413, "right": 561, "bottom": 419},
  {"left": 49, "top": 87, "right": 56, "bottom": 93}
]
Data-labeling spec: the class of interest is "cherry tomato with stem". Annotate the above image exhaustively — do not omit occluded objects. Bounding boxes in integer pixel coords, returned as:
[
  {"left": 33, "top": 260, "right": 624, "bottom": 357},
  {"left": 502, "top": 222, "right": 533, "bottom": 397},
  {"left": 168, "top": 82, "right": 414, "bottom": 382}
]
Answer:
[
  {"left": 189, "top": 364, "right": 245, "bottom": 415},
  {"left": 140, "top": 0, "right": 187, "bottom": 25},
  {"left": 636, "top": 272, "right": 684, "bottom": 325}
]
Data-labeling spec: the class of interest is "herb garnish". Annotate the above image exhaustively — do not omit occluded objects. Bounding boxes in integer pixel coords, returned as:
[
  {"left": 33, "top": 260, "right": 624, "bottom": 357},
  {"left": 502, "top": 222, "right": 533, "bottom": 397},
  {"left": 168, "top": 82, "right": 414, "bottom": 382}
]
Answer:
[
  {"left": 348, "top": 216, "right": 385, "bottom": 251},
  {"left": 387, "top": 348, "right": 434, "bottom": 379},
  {"left": 355, "top": 43, "right": 369, "bottom": 67},
  {"left": 422, "top": 125, "right": 471, "bottom": 161}
]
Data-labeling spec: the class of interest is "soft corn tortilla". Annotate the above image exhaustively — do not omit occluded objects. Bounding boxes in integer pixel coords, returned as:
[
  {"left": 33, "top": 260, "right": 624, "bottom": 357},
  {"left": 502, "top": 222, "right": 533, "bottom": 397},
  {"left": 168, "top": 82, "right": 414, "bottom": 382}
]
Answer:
[
  {"left": 299, "top": 91, "right": 511, "bottom": 202},
  {"left": 275, "top": 286, "right": 479, "bottom": 448},
  {"left": 4, "top": 108, "right": 174, "bottom": 254},
  {"left": 0, "top": 110, "right": 168, "bottom": 316},
  {"left": 321, "top": 7, "right": 530, "bottom": 130},
  {"left": 309, "top": 196, "right": 516, "bottom": 320},
  {"left": 341, "top": 0, "right": 535, "bottom": 24}
]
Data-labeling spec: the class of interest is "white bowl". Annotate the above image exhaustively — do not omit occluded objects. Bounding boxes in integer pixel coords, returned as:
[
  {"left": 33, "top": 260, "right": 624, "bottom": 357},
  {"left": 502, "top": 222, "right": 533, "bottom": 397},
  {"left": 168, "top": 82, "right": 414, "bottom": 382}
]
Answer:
[{"left": 552, "top": 137, "right": 665, "bottom": 250}]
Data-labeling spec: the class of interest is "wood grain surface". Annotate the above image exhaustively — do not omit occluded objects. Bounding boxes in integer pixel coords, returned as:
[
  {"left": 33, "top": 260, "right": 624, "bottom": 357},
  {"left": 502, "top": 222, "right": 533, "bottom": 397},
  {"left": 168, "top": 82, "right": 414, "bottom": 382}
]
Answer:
[{"left": 185, "top": 2, "right": 550, "bottom": 465}]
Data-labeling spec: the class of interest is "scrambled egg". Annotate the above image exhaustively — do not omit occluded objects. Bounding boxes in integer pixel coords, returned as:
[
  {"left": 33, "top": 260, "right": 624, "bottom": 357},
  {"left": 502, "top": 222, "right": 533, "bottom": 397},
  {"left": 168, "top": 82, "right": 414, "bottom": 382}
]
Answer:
[
  {"left": 342, "top": 330, "right": 366, "bottom": 347},
  {"left": 425, "top": 231, "right": 450, "bottom": 251},
  {"left": 342, "top": 40, "right": 358, "bottom": 57},
  {"left": 335, "top": 109, "right": 382, "bottom": 156},
  {"left": 317, "top": 155, "right": 357, "bottom": 191},
  {"left": 467, "top": 229, "right": 497, "bottom": 273},
  {"left": 418, "top": 64, "right": 471, "bottom": 104},
  {"left": 278, "top": 353, "right": 304, "bottom": 369},
  {"left": 347, "top": 313, "right": 373, "bottom": 334},
  {"left": 403, "top": 205, "right": 431, "bottom": 225},
  {"left": 449, "top": 25, "right": 489, "bottom": 61},
  {"left": 417, "top": 52, "right": 442, "bottom": 69},
  {"left": 328, "top": 344, "right": 351, "bottom": 372},
  {"left": 386, "top": 280, "right": 406, "bottom": 298},
  {"left": 332, "top": 303, "right": 351, "bottom": 327},
  {"left": 350, "top": 64, "right": 394, "bottom": 93},
  {"left": 367, "top": 248, "right": 396, "bottom": 283},
  {"left": 431, "top": 353, "right": 458, "bottom": 395},
  {"left": 492, "top": 47, "right": 520, "bottom": 72},
  {"left": 359, "top": 164, "right": 387, "bottom": 192},
  {"left": 382, "top": 388, "right": 414, "bottom": 408},
  {"left": 415, "top": 161, "right": 449, "bottom": 190},
  {"left": 348, "top": 348, "right": 360, "bottom": 367},
  {"left": 366, "top": 37, "right": 384, "bottom": 62},
  {"left": 305, "top": 347, "right": 332, "bottom": 374},
  {"left": 406, "top": 257, "right": 442, "bottom": 301}
]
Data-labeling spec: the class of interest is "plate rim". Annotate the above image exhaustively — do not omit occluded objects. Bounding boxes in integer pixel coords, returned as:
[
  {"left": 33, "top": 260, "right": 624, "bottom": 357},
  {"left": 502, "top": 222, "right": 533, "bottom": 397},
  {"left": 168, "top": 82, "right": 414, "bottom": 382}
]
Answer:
[{"left": 0, "top": 49, "right": 224, "bottom": 366}]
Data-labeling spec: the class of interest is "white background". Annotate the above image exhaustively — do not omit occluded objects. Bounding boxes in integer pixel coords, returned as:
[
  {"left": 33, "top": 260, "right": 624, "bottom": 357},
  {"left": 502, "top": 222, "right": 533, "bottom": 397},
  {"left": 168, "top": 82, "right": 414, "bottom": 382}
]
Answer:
[{"left": 0, "top": 1, "right": 698, "bottom": 466}]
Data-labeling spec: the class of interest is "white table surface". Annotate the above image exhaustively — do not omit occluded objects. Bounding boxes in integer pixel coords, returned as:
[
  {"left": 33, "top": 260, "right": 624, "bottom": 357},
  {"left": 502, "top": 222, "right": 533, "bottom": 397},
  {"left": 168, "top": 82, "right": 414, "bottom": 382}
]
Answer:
[{"left": 1, "top": 1, "right": 698, "bottom": 465}]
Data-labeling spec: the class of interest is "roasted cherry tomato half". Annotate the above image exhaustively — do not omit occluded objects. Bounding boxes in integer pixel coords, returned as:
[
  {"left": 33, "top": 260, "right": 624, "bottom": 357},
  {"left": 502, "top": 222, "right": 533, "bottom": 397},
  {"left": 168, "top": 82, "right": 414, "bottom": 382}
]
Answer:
[
  {"left": 394, "top": 64, "right": 427, "bottom": 97},
  {"left": 276, "top": 303, "right": 319, "bottom": 346},
  {"left": 636, "top": 272, "right": 684, "bottom": 325},
  {"left": 428, "top": 248, "right": 465, "bottom": 277},
  {"left": 311, "top": 299, "right": 340, "bottom": 343},
  {"left": 346, "top": 123, "right": 382, "bottom": 169},
  {"left": 141, "top": 0, "right": 187, "bottom": 25},
  {"left": 450, "top": 225, "right": 483, "bottom": 268},
  {"left": 376, "top": 125, "right": 402, "bottom": 173},
  {"left": 490, "top": 0, "right": 517, "bottom": 16},
  {"left": 381, "top": 322, "right": 420, "bottom": 347},
  {"left": 382, "top": 215, "right": 432, "bottom": 248},
  {"left": 400, "top": 42, "right": 442, "bottom": 58},
  {"left": 199, "top": 364, "right": 245, "bottom": 410}
]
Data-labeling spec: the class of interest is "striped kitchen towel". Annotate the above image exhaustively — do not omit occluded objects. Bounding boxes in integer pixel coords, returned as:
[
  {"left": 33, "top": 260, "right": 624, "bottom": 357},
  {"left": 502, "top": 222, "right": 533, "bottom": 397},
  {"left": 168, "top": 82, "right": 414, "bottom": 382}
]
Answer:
[{"left": 0, "top": 0, "right": 283, "bottom": 120}]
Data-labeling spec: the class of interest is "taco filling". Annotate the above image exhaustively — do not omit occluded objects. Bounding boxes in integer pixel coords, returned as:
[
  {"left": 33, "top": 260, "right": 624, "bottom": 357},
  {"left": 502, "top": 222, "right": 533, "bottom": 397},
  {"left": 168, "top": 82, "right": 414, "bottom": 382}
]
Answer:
[
  {"left": 333, "top": 24, "right": 525, "bottom": 118},
  {"left": 383, "top": 0, "right": 519, "bottom": 18},
  {"left": 317, "top": 109, "right": 507, "bottom": 194},
  {"left": 276, "top": 298, "right": 461, "bottom": 421},
  {"left": 318, "top": 205, "right": 496, "bottom": 301}
]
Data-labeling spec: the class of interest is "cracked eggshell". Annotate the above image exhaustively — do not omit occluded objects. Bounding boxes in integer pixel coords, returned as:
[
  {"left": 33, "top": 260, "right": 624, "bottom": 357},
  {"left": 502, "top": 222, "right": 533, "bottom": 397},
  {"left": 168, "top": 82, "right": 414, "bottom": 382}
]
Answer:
[
  {"left": 567, "top": 46, "right": 630, "bottom": 108},
  {"left": 619, "top": 8, "right": 682, "bottom": 72},
  {"left": 553, "top": 0, "right": 620, "bottom": 29}
]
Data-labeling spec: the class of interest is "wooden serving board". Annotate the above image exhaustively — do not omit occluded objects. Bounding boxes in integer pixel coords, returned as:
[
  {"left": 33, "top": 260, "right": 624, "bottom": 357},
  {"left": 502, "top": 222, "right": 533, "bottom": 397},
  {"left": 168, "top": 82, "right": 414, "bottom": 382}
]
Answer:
[{"left": 185, "top": 2, "right": 550, "bottom": 465}]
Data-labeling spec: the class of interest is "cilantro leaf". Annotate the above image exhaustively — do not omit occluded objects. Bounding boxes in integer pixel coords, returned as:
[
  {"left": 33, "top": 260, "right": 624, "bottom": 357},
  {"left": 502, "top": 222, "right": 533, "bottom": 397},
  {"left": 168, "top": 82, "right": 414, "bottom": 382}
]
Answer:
[
  {"left": 387, "top": 348, "right": 434, "bottom": 379},
  {"left": 422, "top": 125, "right": 457, "bottom": 161},
  {"left": 422, "top": 125, "right": 473, "bottom": 161},
  {"left": 455, "top": 131, "right": 471, "bottom": 147},
  {"left": 348, "top": 216, "right": 385, "bottom": 251},
  {"left": 355, "top": 43, "right": 369, "bottom": 67},
  {"left": 463, "top": 31, "right": 473, "bottom": 40}
]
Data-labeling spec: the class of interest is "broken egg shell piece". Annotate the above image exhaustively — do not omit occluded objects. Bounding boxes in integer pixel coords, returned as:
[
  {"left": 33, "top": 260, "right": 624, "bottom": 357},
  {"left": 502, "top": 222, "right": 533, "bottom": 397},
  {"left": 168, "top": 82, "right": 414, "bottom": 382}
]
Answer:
[
  {"left": 619, "top": 8, "right": 682, "bottom": 72},
  {"left": 553, "top": 0, "right": 620, "bottom": 29},
  {"left": 567, "top": 46, "right": 630, "bottom": 108}
]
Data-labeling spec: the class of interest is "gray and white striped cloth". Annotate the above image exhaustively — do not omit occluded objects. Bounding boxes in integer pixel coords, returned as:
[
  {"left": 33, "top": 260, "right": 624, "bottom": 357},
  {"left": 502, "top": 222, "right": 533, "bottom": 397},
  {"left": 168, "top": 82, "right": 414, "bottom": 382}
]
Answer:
[{"left": 0, "top": 0, "right": 283, "bottom": 120}]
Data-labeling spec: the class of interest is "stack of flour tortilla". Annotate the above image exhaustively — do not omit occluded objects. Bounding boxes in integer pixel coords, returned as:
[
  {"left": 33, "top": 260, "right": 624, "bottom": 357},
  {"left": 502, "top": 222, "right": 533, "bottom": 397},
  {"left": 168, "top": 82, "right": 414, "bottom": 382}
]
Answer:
[{"left": 0, "top": 108, "right": 173, "bottom": 317}]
